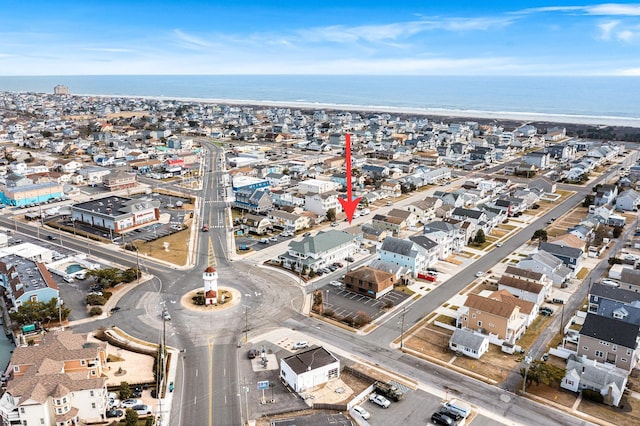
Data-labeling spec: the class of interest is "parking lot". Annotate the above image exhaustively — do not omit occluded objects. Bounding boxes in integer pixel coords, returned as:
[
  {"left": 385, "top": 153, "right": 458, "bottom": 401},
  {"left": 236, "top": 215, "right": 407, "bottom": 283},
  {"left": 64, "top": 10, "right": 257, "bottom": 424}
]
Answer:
[{"left": 323, "top": 287, "right": 410, "bottom": 324}]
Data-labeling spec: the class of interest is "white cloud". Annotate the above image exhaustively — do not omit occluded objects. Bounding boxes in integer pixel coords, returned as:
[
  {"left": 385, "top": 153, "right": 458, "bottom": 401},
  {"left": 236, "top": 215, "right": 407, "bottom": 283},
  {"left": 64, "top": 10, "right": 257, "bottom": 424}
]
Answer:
[
  {"left": 81, "top": 48, "right": 134, "bottom": 53},
  {"left": 297, "top": 17, "right": 513, "bottom": 44},
  {"left": 519, "top": 3, "right": 640, "bottom": 16},
  {"left": 598, "top": 20, "right": 620, "bottom": 39},
  {"left": 586, "top": 4, "right": 640, "bottom": 16},
  {"left": 172, "top": 29, "right": 210, "bottom": 50}
]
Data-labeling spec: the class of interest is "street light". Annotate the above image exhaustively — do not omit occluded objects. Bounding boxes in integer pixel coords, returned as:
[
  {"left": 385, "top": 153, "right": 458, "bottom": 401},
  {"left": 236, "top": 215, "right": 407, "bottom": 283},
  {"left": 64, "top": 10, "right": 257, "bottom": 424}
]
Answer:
[{"left": 521, "top": 353, "right": 533, "bottom": 394}]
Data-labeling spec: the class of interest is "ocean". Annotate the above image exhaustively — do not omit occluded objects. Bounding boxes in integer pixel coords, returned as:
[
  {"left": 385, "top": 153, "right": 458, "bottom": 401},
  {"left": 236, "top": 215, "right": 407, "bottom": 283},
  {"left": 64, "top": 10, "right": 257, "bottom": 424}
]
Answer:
[{"left": 1, "top": 75, "right": 640, "bottom": 126}]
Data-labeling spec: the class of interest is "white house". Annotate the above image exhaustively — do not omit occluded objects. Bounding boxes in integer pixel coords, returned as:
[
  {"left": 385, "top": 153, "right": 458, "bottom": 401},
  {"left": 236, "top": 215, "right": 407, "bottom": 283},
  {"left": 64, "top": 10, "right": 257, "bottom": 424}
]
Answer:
[
  {"left": 561, "top": 356, "right": 627, "bottom": 407},
  {"left": 616, "top": 189, "right": 640, "bottom": 212},
  {"left": 304, "top": 191, "right": 342, "bottom": 217},
  {"left": 449, "top": 328, "right": 490, "bottom": 359},
  {"left": 298, "top": 178, "right": 339, "bottom": 194},
  {"left": 280, "top": 347, "right": 340, "bottom": 393}
]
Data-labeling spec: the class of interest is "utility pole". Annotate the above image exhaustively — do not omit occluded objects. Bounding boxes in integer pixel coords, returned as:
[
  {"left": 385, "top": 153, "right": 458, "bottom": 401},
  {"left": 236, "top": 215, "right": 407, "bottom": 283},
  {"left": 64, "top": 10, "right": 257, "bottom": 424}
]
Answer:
[
  {"left": 399, "top": 307, "right": 408, "bottom": 349},
  {"left": 244, "top": 306, "right": 248, "bottom": 343},
  {"left": 522, "top": 353, "right": 533, "bottom": 394}
]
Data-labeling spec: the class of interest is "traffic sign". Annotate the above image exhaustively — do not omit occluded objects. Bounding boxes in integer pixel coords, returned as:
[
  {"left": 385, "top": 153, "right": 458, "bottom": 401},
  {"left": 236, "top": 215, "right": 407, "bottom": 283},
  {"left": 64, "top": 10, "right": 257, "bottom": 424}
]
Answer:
[{"left": 257, "top": 380, "right": 269, "bottom": 390}]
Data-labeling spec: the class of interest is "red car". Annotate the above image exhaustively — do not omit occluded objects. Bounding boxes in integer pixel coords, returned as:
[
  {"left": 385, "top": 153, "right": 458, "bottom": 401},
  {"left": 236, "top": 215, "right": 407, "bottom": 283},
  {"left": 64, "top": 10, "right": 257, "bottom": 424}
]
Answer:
[{"left": 201, "top": 224, "right": 209, "bottom": 232}]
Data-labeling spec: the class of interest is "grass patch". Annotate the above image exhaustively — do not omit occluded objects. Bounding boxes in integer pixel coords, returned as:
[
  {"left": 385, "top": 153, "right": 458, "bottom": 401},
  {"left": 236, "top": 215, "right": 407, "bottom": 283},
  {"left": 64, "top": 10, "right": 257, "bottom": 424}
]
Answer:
[
  {"left": 576, "top": 268, "right": 589, "bottom": 280},
  {"left": 517, "top": 315, "right": 552, "bottom": 350},
  {"left": 394, "top": 285, "right": 416, "bottom": 296},
  {"left": 435, "top": 314, "right": 456, "bottom": 325},
  {"left": 132, "top": 228, "right": 190, "bottom": 266}
]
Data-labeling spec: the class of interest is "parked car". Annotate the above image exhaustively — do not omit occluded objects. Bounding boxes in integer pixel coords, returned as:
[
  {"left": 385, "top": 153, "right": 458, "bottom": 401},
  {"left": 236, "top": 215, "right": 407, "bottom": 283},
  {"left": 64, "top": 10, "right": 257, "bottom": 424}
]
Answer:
[
  {"left": 303, "top": 232, "right": 311, "bottom": 237},
  {"left": 352, "top": 405, "right": 370, "bottom": 420},
  {"left": 496, "top": 242, "right": 503, "bottom": 247},
  {"left": 331, "top": 222, "right": 339, "bottom": 227},
  {"left": 369, "top": 393, "right": 390, "bottom": 408},
  {"left": 169, "top": 381, "right": 174, "bottom": 392},
  {"left": 329, "top": 280, "right": 343, "bottom": 287},
  {"left": 110, "top": 307, "right": 121, "bottom": 313},
  {"left": 292, "top": 341, "right": 309, "bottom": 350},
  {"left": 268, "top": 237, "right": 278, "bottom": 242},
  {"left": 248, "top": 349, "right": 259, "bottom": 359},
  {"left": 540, "top": 307, "right": 554, "bottom": 316},
  {"left": 431, "top": 412, "right": 454, "bottom": 426},
  {"left": 439, "top": 407, "right": 463, "bottom": 422},
  {"left": 120, "top": 399, "right": 141, "bottom": 408},
  {"left": 132, "top": 404, "right": 152, "bottom": 415},
  {"left": 106, "top": 409, "right": 123, "bottom": 418},
  {"left": 47, "top": 235, "right": 57, "bottom": 240},
  {"left": 345, "top": 257, "right": 355, "bottom": 262}
]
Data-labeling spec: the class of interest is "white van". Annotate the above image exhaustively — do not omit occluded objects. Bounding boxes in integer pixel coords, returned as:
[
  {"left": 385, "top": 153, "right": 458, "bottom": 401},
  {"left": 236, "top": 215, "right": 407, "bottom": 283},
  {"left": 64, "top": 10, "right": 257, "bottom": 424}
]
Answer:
[{"left": 443, "top": 399, "right": 471, "bottom": 419}]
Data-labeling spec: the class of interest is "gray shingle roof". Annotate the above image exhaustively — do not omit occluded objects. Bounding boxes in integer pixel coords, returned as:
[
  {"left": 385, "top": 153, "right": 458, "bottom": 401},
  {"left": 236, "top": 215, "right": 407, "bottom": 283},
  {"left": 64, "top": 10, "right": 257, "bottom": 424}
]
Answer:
[
  {"left": 450, "top": 328, "right": 487, "bottom": 351},
  {"left": 579, "top": 313, "right": 639, "bottom": 348},
  {"left": 591, "top": 282, "right": 640, "bottom": 304},
  {"left": 539, "top": 242, "right": 583, "bottom": 259}
]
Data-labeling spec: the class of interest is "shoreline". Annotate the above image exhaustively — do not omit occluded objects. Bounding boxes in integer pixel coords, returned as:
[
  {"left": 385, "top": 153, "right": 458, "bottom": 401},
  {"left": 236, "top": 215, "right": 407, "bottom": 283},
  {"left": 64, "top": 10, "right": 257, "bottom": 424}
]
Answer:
[{"left": 74, "top": 93, "right": 640, "bottom": 128}]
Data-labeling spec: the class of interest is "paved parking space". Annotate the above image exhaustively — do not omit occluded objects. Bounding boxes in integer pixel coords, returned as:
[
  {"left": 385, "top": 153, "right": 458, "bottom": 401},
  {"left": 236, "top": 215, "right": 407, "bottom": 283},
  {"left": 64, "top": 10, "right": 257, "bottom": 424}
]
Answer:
[{"left": 324, "top": 287, "right": 410, "bottom": 322}]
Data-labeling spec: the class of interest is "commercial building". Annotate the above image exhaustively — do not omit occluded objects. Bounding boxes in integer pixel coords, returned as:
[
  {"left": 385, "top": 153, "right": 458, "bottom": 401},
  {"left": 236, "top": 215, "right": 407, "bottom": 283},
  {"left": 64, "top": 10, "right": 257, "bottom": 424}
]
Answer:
[
  {"left": 71, "top": 196, "right": 160, "bottom": 233},
  {"left": 0, "top": 174, "right": 63, "bottom": 207}
]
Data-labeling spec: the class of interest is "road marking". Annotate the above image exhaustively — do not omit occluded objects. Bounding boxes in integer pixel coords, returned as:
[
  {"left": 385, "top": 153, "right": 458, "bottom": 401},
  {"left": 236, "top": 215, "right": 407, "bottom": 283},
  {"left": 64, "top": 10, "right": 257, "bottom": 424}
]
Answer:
[{"left": 208, "top": 337, "right": 214, "bottom": 426}]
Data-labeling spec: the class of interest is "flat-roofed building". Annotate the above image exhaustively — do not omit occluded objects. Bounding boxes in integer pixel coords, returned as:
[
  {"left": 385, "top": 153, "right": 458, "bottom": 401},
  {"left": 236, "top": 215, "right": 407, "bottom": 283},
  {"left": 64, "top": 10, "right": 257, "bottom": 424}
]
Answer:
[{"left": 71, "top": 196, "right": 160, "bottom": 233}]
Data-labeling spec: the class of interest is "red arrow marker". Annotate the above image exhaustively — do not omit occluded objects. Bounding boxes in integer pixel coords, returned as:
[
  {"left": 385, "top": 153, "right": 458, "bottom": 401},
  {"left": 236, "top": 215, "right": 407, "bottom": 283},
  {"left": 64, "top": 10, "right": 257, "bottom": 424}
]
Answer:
[{"left": 338, "top": 133, "right": 361, "bottom": 224}]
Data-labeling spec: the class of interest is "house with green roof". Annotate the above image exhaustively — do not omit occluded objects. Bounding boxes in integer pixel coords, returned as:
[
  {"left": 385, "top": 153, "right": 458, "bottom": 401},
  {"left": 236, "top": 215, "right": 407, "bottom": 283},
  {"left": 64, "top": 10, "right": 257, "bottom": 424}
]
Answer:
[{"left": 277, "top": 230, "right": 358, "bottom": 273}]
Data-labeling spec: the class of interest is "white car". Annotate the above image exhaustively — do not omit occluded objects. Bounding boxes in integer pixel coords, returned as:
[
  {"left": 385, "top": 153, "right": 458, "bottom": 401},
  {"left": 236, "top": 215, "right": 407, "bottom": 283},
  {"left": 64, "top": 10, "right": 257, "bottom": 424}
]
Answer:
[
  {"left": 329, "top": 280, "right": 343, "bottom": 287},
  {"left": 369, "top": 393, "right": 391, "bottom": 408},
  {"left": 120, "top": 399, "right": 141, "bottom": 409},
  {"left": 353, "top": 405, "right": 371, "bottom": 420},
  {"left": 292, "top": 341, "right": 309, "bottom": 350},
  {"left": 475, "top": 271, "right": 484, "bottom": 277},
  {"left": 496, "top": 242, "right": 503, "bottom": 247}
]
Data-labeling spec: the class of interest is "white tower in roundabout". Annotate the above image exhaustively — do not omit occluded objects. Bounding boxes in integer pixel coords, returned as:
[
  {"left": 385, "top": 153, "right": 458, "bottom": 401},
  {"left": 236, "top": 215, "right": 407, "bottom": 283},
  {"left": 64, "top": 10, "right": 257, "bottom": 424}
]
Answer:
[{"left": 203, "top": 266, "right": 218, "bottom": 305}]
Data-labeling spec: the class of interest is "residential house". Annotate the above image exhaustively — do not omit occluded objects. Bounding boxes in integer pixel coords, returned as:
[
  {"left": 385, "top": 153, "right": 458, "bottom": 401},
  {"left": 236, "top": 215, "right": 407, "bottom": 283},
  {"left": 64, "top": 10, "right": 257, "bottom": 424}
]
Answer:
[
  {"left": 451, "top": 207, "right": 490, "bottom": 235},
  {"left": 529, "top": 177, "right": 557, "bottom": 194},
  {"left": 268, "top": 210, "right": 310, "bottom": 232},
  {"left": 361, "top": 164, "right": 389, "bottom": 180},
  {"left": 234, "top": 187, "right": 273, "bottom": 214},
  {"left": 0, "top": 255, "right": 60, "bottom": 309},
  {"left": 561, "top": 356, "right": 627, "bottom": 407},
  {"left": 423, "top": 220, "right": 465, "bottom": 259},
  {"left": 379, "top": 236, "right": 433, "bottom": 277},
  {"left": 457, "top": 293, "right": 527, "bottom": 344},
  {"left": 371, "top": 214, "right": 406, "bottom": 236},
  {"left": 277, "top": 230, "right": 357, "bottom": 273},
  {"left": 594, "top": 184, "right": 618, "bottom": 206},
  {"left": 280, "top": 347, "right": 340, "bottom": 394},
  {"left": 242, "top": 214, "right": 272, "bottom": 235},
  {"left": 360, "top": 225, "right": 387, "bottom": 244},
  {"left": 0, "top": 330, "right": 109, "bottom": 426},
  {"left": 449, "top": 328, "right": 490, "bottom": 359},
  {"left": 102, "top": 170, "right": 137, "bottom": 191},
  {"left": 538, "top": 241, "right": 584, "bottom": 272},
  {"left": 388, "top": 209, "right": 418, "bottom": 228},
  {"left": 77, "top": 166, "right": 111, "bottom": 185},
  {"left": 304, "top": 191, "right": 342, "bottom": 217},
  {"left": 343, "top": 266, "right": 397, "bottom": 299},
  {"left": 523, "top": 151, "right": 551, "bottom": 170},
  {"left": 589, "top": 283, "right": 640, "bottom": 319},
  {"left": 517, "top": 251, "right": 572, "bottom": 286},
  {"left": 407, "top": 236, "right": 439, "bottom": 268},
  {"left": 405, "top": 197, "right": 442, "bottom": 223},
  {"left": 619, "top": 269, "right": 640, "bottom": 293},
  {"left": 271, "top": 190, "right": 305, "bottom": 208},
  {"left": 577, "top": 313, "right": 639, "bottom": 372},
  {"left": 265, "top": 172, "right": 291, "bottom": 188},
  {"left": 615, "top": 189, "right": 640, "bottom": 212},
  {"left": 503, "top": 265, "right": 549, "bottom": 286},
  {"left": 498, "top": 275, "right": 550, "bottom": 308}
]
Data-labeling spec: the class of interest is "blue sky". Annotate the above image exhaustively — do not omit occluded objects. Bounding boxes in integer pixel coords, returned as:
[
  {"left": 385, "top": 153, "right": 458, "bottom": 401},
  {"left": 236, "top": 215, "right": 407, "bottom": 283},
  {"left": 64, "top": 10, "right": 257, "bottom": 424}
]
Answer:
[{"left": 2, "top": 1, "right": 640, "bottom": 75}]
